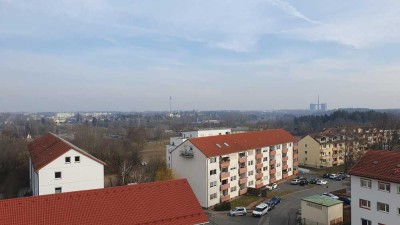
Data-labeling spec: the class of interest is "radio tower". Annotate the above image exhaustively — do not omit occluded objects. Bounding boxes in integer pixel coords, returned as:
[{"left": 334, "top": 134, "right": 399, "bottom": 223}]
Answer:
[{"left": 169, "top": 96, "right": 172, "bottom": 114}]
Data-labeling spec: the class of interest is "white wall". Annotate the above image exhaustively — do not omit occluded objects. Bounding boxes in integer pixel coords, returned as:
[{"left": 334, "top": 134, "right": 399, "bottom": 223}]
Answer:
[
  {"left": 351, "top": 175, "right": 400, "bottom": 225},
  {"left": 37, "top": 149, "right": 104, "bottom": 195}
]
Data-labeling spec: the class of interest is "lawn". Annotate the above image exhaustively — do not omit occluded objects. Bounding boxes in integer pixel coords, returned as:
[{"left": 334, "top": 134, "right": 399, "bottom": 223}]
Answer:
[{"left": 230, "top": 195, "right": 260, "bottom": 208}]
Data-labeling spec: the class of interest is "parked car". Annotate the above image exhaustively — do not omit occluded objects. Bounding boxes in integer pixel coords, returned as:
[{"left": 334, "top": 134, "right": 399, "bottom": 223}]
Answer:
[
  {"left": 322, "top": 173, "right": 331, "bottom": 178},
  {"left": 338, "top": 196, "right": 351, "bottom": 205},
  {"left": 252, "top": 203, "right": 269, "bottom": 217},
  {"left": 329, "top": 174, "right": 338, "bottom": 179},
  {"left": 334, "top": 175, "right": 345, "bottom": 181},
  {"left": 310, "top": 178, "right": 319, "bottom": 184},
  {"left": 266, "top": 202, "right": 274, "bottom": 211},
  {"left": 229, "top": 207, "right": 247, "bottom": 216},
  {"left": 299, "top": 180, "right": 309, "bottom": 186},
  {"left": 291, "top": 179, "right": 301, "bottom": 185},
  {"left": 337, "top": 172, "right": 350, "bottom": 178},
  {"left": 316, "top": 179, "right": 328, "bottom": 185},
  {"left": 265, "top": 183, "right": 277, "bottom": 190},
  {"left": 270, "top": 196, "right": 281, "bottom": 205},
  {"left": 322, "top": 193, "right": 339, "bottom": 199}
]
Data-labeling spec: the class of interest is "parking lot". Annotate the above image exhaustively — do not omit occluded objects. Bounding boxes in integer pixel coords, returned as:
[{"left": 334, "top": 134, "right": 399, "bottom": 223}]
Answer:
[{"left": 206, "top": 173, "right": 350, "bottom": 225}]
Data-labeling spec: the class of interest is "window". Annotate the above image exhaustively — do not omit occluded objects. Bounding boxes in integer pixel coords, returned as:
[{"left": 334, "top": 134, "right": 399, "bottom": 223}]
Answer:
[
  {"left": 54, "top": 172, "right": 62, "bottom": 179},
  {"left": 65, "top": 157, "right": 71, "bottom": 163},
  {"left": 397, "top": 185, "right": 400, "bottom": 194},
  {"left": 276, "top": 163, "right": 281, "bottom": 167},
  {"left": 248, "top": 170, "right": 254, "bottom": 176},
  {"left": 377, "top": 202, "right": 389, "bottom": 213},
  {"left": 397, "top": 207, "right": 400, "bottom": 215},
  {"left": 263, "top": 157, "right": 268, "bottom": 162},
  {"left": 361, "top": 218, "right": 371, "bottom": 225},
  {"left": 230, "top": 176, "right": 237, "bottom": 181},
  {"left": 230, "top": 186, "right": 237, "bottom": 192},
  {"left": 359, "top": 199, "right": 370, "bottom": 209},
  {"left": 210, "top": 169, "right": 217, "bottom": 176},
  {"left": 263, "top": 166, "right": 268, "bottom": 171},
  {"left": 360, "top": 178, "right": 371, "bottom": 188},
  {"left": 305, "top": 144, "right": 307, "bottom": 147},
  {"left": 248, "top": 160, "right": 254, "bottom": 166},
  {"left": 378, "top": 182, "right": 390, "bottom": 192},
  {"left": 305, "top": 151, "right": 307, "bottom": 154},
  {"left": 248, "top": 180, "right": 254, "bottom": 186},
  {"left": 210, "top": 157, "right": 216, "bottom": 163},
  {"left": 230, "top": 167, "right": 237, "bottom": 170},
  {"left": 263, "top": 176, "right": 268, "bottom": 181},
  {"left": 210, "top": 193, "right": 217, "bottom": 200},
  {"left": 263, "top": 149, "right": 268, "bottom": 153},
  {"left": 276, "top": 145, "right": 281, "bottom": 149},
  {"left": 55, "top": 187, "right": 62, "bottom": 194},
  {"left": 210, "top": 181, "right": 217, "bottom": 188},
  {"left": 75, "top": 156, "right": 80, "bottom": 163}
]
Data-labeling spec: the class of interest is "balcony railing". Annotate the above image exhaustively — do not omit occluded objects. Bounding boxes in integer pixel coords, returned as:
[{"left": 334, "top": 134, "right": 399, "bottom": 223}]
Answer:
[
  {"left": 256, "top": 163, "right": 263, "bottom": 170},
  {"left": 293, "top": 161, "right": 299, "bottom": 167},
  {"left": 282, "top": 148, "right": 289, "bottom": 154},
  {"left": 220, "top": 160, "right": 230, "bottom": 168},
  {"left": 293, "top": 146, "right": 298, "bottom": 151},
  {"left": 293, "top": 170, "right": 299, "bottom": 175},
  {"left": 255, "top": 182, "right": 264, "bottom": 189},
  {"left": 180, "top": 150, "right": 194, "bottom": 158},
  {"left": 293, "top": 154, "right": 298, "bottom": 159},
  {"left": 256, "top": 153, "right": 263, "bottom": 160},
  {"left": 270, "top": 160, "right": 276, "bottom": 165},
  {"left": 282, "top": 164, "right": 288, "bottom": 170},
  {"left": 239, "top": 157, "right": 247, "bottom": 163},
  {"left": 282, "top": 156, "right": 289, "bottom": 162},
  {"left": 270, "top": 150, "right": 277, "bottom": 156},
  {"left": 220, "top": 172, "right": 230, "bottom": 180},
  {"left": 269, "top": 169, "right": 276, "bottom": 174},
  {"left": 255, "top": 173, "right": 263, "bottom": 180},
  {"left": 220, "top": 183, "right": 230, "bottom": 191},
  {"left": 239, "top": 167, "right": 247, "bottom": 174},
  {"left": 239, "top": 188, "right": 248, "bottom": 195},
  {"left": 239, "top": 177, "right": 247, "bottom": 185},
  {"left": 270, "top": 177, "right": 276, "bottom": 183},
  {"left": 282, "top": 173, "right": 288, "bottom": 179},
  {"left": 220, "top": 195, "right": 230, "bottom": 202}
]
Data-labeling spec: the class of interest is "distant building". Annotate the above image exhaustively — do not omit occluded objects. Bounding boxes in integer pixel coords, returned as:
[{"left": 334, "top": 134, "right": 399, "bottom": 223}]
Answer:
[
  {"left": 28, "top": 133, "right": 106, "bottom": 195},
  {"left": 170, "top": 129, "right": 299, "bottom": 207},
  {"left": 309, "top": 96, "right": 327, "bottom": 112},
  {"left": 301, "top": 195, "right": 343, "bottom": 225},
  {"left": 0, "top": 179, "right": 208, "bottom": 225},
  {"left": 349, "top": 150, "right": 400, "bottom": 225}
]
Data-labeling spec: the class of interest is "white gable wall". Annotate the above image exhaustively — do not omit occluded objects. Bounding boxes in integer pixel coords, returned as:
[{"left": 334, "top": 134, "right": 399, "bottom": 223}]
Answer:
[{"left": 37, "top": 149, "right": 104, "bottom": 195}]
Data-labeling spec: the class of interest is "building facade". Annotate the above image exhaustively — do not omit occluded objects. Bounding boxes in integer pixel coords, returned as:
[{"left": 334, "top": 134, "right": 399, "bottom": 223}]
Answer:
[
  {"left": 301, "top": 195, "right": 343, "bottom": 225},
  {"left": 29, "top": 133, "right": 106, "bottom": 195},
  {"left": 170, "top": 129, "right": 298, "bottom": 207},
  {"left": 349, "top": 150, "right": 400, "bottom": 225}
]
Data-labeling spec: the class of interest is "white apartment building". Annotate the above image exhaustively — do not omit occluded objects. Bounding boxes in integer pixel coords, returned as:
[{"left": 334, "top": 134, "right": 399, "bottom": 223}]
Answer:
[
  {"left": 349, "top": 150, "right": 400, "bottom": 225},
  {"left": 166, "top": 128, "right": 231, "bottom": 168},
  {"left": 170, "top": 129, "right": 299, "bottom": 208},
  {"left": 28, "top": 132, "right": 106, "bottom": 195}
]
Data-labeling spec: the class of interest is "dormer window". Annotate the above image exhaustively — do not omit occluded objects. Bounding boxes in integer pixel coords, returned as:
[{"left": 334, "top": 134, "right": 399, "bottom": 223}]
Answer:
[
  {"left": 75, "top": 156, "right": 80, "bottom": 163},
  {"left": 65, "top": 157, "right": 71, "bottom": 163}
]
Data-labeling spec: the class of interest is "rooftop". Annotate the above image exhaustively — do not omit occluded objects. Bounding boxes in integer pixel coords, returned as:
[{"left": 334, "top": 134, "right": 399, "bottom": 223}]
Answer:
[
  {"left": 302, "top": 195, "right": 343, "bottom": 207},
  {"left": 0, "top": 179, "right": 208, "bottom": 225},
  {"left": 349, "top": 150, "right": 400, "bottom": 184}
]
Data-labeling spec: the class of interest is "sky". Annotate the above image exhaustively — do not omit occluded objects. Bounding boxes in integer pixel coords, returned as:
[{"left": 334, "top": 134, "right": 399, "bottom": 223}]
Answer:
[{"left": 1, "top": 0, "right": 400, "bottom": 112}]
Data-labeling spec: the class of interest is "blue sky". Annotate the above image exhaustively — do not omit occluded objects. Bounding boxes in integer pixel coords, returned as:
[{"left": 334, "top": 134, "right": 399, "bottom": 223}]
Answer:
[{"left": 1, "top": 0, "right": 400, "bottom": 112}]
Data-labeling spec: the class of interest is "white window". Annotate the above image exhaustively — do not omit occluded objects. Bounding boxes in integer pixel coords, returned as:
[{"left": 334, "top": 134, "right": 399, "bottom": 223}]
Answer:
[
  {"left": 230, "top": 186, "right": 237, "bottom": 192},
  {"left": 276, "top": 145, "right": 281, "bottom": 149},
  {"left": 263, "top": 166, "right": 268, "bottom": 171},
  {"left": 248, "top": 180, "right": 254, "bottom": 186},
  {"left": 377, "top": 202, "right": 389, "bottom": 213},
  {"left": 248, "top": 170, "right": 254, "bottom": 176},
  {"left": 55, "top": 187, "right": 62, "bottom": 194},
  {"left": 210, "top": 181, "right": 217, "bottom": 188},
  {"left": 65, "top": 157, "right": 71, "bottom": 163},
  {"left": 54, "top": 172, "right": 62, "bottom": 179},
  {"left": 263, "top": 157, "right": 268, "bottom": 162},
  {"left": 361, "top": 218, "right": 371, "bottom": 225},
  {"left": 75, "top": 156, "right": 80, "bottom": 163},
  {"left": 248, "top": 160, "right": 254, "bottom": 166},
  {"left": 210, "top": 169, "right": 217, "bottom": 176},
  {"left": 210, "top": 193, "right": 217, "bottom": 200},
  {"left": 378, "top": 182, "right": 390, "bottom": 192},
  {"left": 230, "top": 176, "right": 237, "bottom": 181},
  {"left": 210, "top": 157, "right": 217, "bottom": 163},
  {"left": 359, "top": 199, "right": 370, "bottom": 209},
  {"left": 360, "top": 178, "right": 371, "bottom": 188}
]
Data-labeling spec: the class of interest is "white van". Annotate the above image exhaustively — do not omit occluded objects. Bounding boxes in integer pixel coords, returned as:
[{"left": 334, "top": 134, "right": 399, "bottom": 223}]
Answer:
[{"left": 252, "top": 203, "right": 269, "bottom": 217}]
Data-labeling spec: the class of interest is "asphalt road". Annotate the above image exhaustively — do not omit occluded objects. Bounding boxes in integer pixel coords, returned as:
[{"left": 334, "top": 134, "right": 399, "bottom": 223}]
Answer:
[{"left": 206, "top": 173, "right": 350, "bottom": 225}]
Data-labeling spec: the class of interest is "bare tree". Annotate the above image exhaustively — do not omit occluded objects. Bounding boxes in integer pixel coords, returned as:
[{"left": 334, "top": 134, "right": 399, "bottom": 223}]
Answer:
[{"left": 129, "top": 165, "right": 151, "bottom": 184}]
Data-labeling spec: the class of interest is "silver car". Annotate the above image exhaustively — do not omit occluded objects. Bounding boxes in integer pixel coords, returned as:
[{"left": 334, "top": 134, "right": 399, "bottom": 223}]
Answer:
[{"left": 229, "top": 207, "right": 247, "bottom": 216}]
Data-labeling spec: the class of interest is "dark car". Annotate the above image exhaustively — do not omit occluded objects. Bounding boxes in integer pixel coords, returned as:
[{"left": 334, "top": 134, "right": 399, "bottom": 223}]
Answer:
[
  {"left": 310, "top": 178, "right": 319, "bottom": 184},
  {"left": 334, "top": 175, "right": 345, "bottom": 181},
  {"left": 322, "top": 173, "right": 331, "bottom": 178},
  {"left": 338, "top": 196, "right": 351, "bottom": 205},
  {"left": 300, "top": 180, "right": 309, "bottom": 186},
  {"left": 270, "top": 196, "right": 281, "bottom": 206},
  {"left": 266, "top": 202, "right": 274, "bottom": 211}
]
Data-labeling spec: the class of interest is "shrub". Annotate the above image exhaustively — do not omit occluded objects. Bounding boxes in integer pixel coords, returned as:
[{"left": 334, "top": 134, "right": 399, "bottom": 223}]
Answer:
[{"left": 214, "top": 201, "right": 231, "bottom": 211}]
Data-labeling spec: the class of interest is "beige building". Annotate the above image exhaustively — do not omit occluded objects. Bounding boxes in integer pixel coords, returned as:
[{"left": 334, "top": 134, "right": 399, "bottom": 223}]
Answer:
[
  {"left": 301, "top": 195, "right": 343, "bottom": 225},
  {"left": 298, "top": 134, "right": 346, "bottom": 168}
]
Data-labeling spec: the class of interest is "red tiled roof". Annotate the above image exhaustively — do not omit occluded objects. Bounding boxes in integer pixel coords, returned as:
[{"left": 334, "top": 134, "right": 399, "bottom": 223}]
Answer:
[
  {"left": 0, "top": 179, "right": 208, "bottom": 225},
  {"left": 28, "top": 132, "right": 106, "bottom": 171},
  {"left": 349, "top": 150, "right": 400, "bottom": 184},
  {"left": 189, "top": 129, "right": 298, "bottom": 158}
]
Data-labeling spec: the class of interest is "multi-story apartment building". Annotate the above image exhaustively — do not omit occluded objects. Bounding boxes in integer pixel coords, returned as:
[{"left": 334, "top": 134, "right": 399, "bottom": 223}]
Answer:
[
  {"left": 28, "top": 132, "right": 106, "bottom": 195},
  {"left": 166, "top": 128, "right": 231, "bottom": 168},
  {"left": 349, "top": 150, "right": 400, "bottom": 225},
  {"left": 170, "top": 129, "right": 298, "bottom": 208}
]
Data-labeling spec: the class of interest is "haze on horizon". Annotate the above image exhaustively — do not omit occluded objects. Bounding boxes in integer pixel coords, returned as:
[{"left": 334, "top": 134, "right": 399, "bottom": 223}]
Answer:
[{"left": 1, "top": 0, "right": 400, "bottom": 112}]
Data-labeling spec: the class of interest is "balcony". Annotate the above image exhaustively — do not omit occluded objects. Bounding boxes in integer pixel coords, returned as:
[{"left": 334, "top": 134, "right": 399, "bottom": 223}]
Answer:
[
  {"left": 332, "top": 161, "right": 338, "bottom": 166},
  {"left": 293, "top": 154, "right": 298, "bottom": 159},
  {"left": 283, "top": 173, "right": 288, "bottom": 179},
  {"left": 282, "top": 148, "right": 288, "bottom": 154},
  {"left": 180, "top": 150, "right": 194, "bottom": 158},
  {"left": 256, "top": 163, "right": 263, "bottom": 170},
  {"left": 239, "top": 167, "right": 247, "bottom": 174},
  {"left": 239, "top": 188, "right": 248, "bottom": 195},
  {"left": 220, "top": 195, "right": 230, "bottom": 202},
  {"left": 293, "top": 170, "right": 299, "bottom": 175},
  {"left": 239, "top": 157, "right": 247, "bottom": 163},
  {"left": 332, "top": 154, "right": 338, "bottom": 158},
  {"left": 255, "top": 182, "right": 264, "bottom": 189},
  {"left": 270, "top": 177, "right": 276, "bottom": 183},
  {"left": 282, "top": 156, "right": 289, "bottom": 162},
  {"left": 220, "top": 172, "right": 230, "bottom": 180},
  {"left": 269, "top": 169, "right": 276, "bottom": 174},
  {"left": 282, "top": 164, "right": 288, "bottom": 170},
  {"left": 220, "top": 183, "right": 230, "bottom": 191},
  {"left": 293, "top": 161, "right": 299, "bottom": 167},
  {"left": 293, "top": 146, "right": 298, "bottom": 151},
  {"left": 255, "top": 173, "right": 263, "bottom": 180},
  {"left": 239, "top": 177, "right": 247, "bottom": 185},
  {"left": 270, "top": 150, "right": 277, "bottom": 156},
  {"left": 270, "top": 160, "right": 276, "bottom": 165},
  {"left": 256, "top": 153, "right": 263, "bottom": 160},
  {"left": 220, "top": 160, "right": 230, "bottom": 168}
]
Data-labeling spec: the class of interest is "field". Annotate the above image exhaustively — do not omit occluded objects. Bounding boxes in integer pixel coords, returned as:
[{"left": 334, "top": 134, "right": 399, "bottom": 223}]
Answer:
[{"left": 140, "top": 140, "right": 169, "bottom": 162}]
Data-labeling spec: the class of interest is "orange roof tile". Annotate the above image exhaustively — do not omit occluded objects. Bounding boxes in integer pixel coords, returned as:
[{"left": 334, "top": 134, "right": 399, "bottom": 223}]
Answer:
[
  {"left": 28, "top": 132, "right": 106, "bottom": 171},
  {"left": 189, "top": 129, "right": 298, "bottom": 158},
  {"left": 349, "top": 150, "right": 400, "bottom": 183},
  {"left": 0, "top": 179, "right": 208, "bottom": 225}
]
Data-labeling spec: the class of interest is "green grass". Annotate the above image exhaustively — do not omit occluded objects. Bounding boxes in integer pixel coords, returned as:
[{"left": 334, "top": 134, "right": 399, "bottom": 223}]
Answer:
[
  {"left": 230, "top": 195, "right": 260, "bottom": 208},
  {"left": 300, "top": 165, "right": 346, "bottom": 174}
]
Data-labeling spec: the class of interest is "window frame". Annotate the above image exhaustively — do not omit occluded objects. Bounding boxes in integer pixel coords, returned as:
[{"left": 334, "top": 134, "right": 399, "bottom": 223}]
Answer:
[
  {"left": 359, "top": 199, "right": 371, "bottom": 209},
  {"left": 54, "top": 171, "right": 62, "bottom": 179},
  {"left": 377, "top": 202, "right": 389, "bottom": 213},
  {"left": 209, "top": 169, "right": 217, "bottom": 176},
  {"left": 65, "top": 157, "right": 71, "bottom": 164},
  {"left": 360, "top": 178, "right": 372, "bottom": 189},
  {"left": 378, "top": 181, "right": 390, "bottom": 192},
  {"left": 361, "top": 218, "right": 371, "bottom": 225},
  {"left": 74, "top": 156, "right": 80, "bottom": 163},
  {"left": 55, "top": 187, "right": 62, "bottom": 194},
  {"left": 210, "top": 157, "right": 217, "bottom": 163}
]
